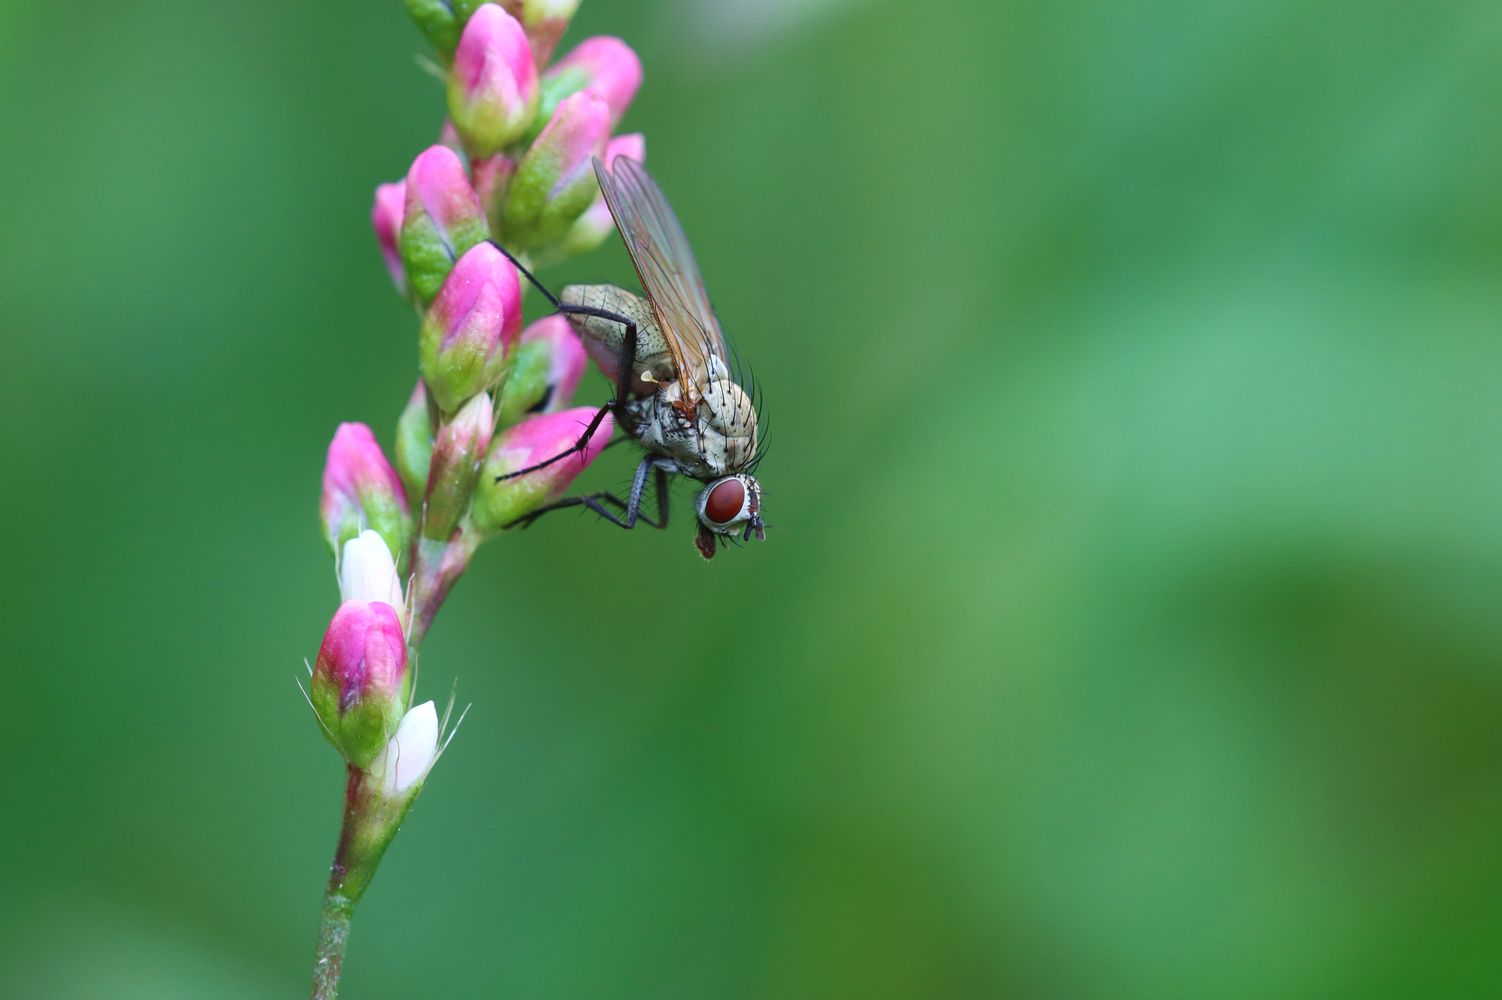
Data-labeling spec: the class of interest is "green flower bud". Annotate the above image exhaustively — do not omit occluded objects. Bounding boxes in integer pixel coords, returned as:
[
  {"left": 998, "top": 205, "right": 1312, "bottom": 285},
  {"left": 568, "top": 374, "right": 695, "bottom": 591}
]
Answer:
[
  {"left": 395, "top": 382, "right": 435, "bottom": 507},
  {"left": 423, "top": 393, "right": 494, "bottom": 541}
]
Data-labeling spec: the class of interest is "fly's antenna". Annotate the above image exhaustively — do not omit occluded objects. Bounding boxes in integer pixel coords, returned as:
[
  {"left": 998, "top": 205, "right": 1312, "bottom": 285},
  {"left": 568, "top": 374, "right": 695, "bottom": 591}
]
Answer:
[{"left": 487, "top": 240, "right": 562, "bottom": 309}]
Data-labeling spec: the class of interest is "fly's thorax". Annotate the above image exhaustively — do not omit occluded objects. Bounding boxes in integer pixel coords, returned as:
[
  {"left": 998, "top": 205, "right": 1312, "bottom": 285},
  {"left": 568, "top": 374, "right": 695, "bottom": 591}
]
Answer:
[
  {"left": 699, "top": 373, "right": 758, "bottom": 471},
  {"left": 559, "top": 284, "right": 674, "bottom": 395}
]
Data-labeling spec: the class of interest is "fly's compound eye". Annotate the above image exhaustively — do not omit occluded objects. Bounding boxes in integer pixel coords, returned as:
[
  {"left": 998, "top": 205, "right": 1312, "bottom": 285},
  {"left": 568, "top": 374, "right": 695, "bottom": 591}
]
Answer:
[{"left": 702, "top": 477, "right": 747, "bottom": 529}]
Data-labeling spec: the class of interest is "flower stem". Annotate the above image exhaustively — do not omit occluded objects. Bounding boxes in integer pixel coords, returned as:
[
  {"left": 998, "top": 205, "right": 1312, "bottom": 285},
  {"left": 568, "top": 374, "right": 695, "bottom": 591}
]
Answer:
[
  {"left": 310, "top": 889, "right": 354, "bottom": 1000},
  {"left": 310, "top": 765, "right": 363, "bottom": 1000}
]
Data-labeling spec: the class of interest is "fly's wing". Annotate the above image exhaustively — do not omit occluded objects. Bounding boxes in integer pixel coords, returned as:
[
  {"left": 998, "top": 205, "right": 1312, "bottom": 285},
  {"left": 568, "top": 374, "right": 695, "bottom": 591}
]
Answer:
[{"left": 594, "top": 156, "right": 727, "bottom": 404}]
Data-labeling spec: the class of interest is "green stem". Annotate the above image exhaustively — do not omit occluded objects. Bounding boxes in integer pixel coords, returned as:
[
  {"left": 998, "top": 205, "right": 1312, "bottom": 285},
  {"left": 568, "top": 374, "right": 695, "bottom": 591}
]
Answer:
[
  {"left": 310, "top": 765, "right": 362, "bottom": 1000},
  {"left": 310, "top": 890, "right": 354, "bottom": 1000}
]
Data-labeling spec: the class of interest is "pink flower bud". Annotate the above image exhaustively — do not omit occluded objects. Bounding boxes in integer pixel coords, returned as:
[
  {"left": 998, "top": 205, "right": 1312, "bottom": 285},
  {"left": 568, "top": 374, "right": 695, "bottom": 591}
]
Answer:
[
  {"left": 371, "top": 181, "right": 406, "bottom": 295},
  {"left": 472, "top": 407, "right": 614, "bottom": 533},
  {"left": 419, "top": 241, "right": 523, "bottom": 414},
  {"left": 310, "top": 600, "right": 410, "bottom": 768},
  {"left": 561, "top": 133, "right": 644, "bottom": 257},
  {"left": 400, "top": 145, "right": 490, "bottom": 305},
  {"left": 321, "top": 423, "right": 412, "bottom": 561},
  {"left": 501, "top": 92, "right": 610, "bottom": 250},
  {"left": 544, "top": 36, "right": 642, "bottom": 126},
  {"left": 447, "top": 4, "right": 539, "bottom": 158},
  {"left": 423, "top": 391, "right": 495, "bottom": 540}
]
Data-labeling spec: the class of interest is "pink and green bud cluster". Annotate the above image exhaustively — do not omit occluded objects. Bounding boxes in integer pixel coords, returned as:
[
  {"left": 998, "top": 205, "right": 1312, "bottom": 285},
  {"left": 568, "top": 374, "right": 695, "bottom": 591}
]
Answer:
[
  {"left": 423, "top": 391, "right": 495, "bottom": 540},
  {"left": 379, "top": 4, "right": 644, "bottom": 272},
  {"left": 418, "top": 241, "right": 523, "bottom": 415},
  {"left": 472, "top": 407, "right": 614, "bottom": 534},
  {"left": 406, "top": 0, "right": 579, "bottom": 66},
  {"left": 400, "top": 146, "right": 490, "bottom": 306},
  {"left": 310, "top": 599, "right": 410, "bottom": 768},
  {"left": 321, "top": 423, "right": 412, "bottom": 562},
  {"left": 447, "top": 5, "right": 539, "bottom": 158},
  {"left": 495, "top": 314, "right": 588, "bottom": 426}
]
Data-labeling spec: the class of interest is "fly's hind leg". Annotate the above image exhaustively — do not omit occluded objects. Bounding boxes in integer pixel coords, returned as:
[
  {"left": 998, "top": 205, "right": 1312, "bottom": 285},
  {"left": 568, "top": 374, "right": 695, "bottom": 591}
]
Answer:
[
  {"left": 487, "top": 242, "right": 640, "bottom": 484},
  {"left": 505, "top": 457, "right": 672, "bottom": 531}
]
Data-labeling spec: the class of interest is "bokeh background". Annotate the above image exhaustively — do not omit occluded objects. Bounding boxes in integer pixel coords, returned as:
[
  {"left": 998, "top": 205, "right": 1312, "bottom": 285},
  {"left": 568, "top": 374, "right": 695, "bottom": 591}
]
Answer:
[{"left": 3, "top": 0, "right": 1500, "bottom": 997}]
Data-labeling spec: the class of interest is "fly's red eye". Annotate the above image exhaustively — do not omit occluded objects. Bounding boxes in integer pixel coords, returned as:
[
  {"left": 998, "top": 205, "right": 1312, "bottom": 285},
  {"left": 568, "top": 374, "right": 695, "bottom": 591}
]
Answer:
[{"left": 705, "top": 478, "right": 745, "bottom": 524}]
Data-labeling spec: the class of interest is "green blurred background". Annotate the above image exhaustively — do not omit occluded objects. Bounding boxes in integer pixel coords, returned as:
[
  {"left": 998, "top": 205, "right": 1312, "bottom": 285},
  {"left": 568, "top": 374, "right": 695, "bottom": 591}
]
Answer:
[{"left": 3, "top": 0, "right": 1501, "bottom": 997}]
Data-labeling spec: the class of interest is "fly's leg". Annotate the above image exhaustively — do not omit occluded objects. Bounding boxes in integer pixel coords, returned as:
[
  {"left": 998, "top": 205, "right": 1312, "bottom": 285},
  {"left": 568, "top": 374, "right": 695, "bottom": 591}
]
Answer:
[
  {"left": 505, "top": 457, "right": 672, "bottom": 530},
  {"left": 645, "top": 464, "right": 670, "bottom": 529},
  {"left": 492, "top": 398, "right": 618, "bottom": 482},
  {"left": 489, "top": 240, "right": 562, "bottom": 309},
  {"left": 488, "top": 241, "right": 641, "bottom": 483},
  {"left": 618, "top": 457, "right": 671, "bottom": 529},
  {"left": 507, "top": 492, "right": 631, "bottom": 530}
]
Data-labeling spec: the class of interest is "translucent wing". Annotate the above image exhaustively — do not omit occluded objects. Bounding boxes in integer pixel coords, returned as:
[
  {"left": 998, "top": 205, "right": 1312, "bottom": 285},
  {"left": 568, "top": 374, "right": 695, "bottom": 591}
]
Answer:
[{"left": 594, "top": 156, "right": 727, "bottom": 406}]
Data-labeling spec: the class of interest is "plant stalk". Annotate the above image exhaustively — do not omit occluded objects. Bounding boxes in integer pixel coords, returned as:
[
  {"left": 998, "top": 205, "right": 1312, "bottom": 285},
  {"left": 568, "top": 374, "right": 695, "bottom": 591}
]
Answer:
[
  {"left": 310, "top": 765, "right": 362, "bottom": 1000},
  {"left": 310, "top": 889, "right": 354, "bottom": 1000}
]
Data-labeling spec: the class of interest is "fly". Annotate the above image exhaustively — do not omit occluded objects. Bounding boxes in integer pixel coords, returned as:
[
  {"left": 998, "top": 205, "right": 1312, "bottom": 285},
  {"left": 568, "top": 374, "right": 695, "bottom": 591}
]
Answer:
[{"left": 491, "top": 156, "right": 767, "bottom": 559}]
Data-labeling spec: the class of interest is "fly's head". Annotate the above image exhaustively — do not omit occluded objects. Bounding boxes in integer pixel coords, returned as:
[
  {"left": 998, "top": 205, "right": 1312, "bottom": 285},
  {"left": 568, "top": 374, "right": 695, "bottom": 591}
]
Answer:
[{"left": 694, "top": 473, "right": 766, "bottom": 558}]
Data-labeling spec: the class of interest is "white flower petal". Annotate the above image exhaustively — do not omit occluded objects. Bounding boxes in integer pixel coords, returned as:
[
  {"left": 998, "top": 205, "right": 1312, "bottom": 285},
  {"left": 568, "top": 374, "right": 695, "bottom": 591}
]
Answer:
[
  {"left": 339, "top": 530, "right": 405, "bottom": 623},
  {"left": 372, "top": 701, "right": 439, "bottom": 798}
]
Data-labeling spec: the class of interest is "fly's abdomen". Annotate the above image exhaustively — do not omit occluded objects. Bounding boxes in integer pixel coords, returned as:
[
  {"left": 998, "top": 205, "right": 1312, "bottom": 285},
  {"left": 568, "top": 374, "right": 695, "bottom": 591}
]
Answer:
[{"left": 560, "top": 284, "right": 673, "bottom": 394}]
